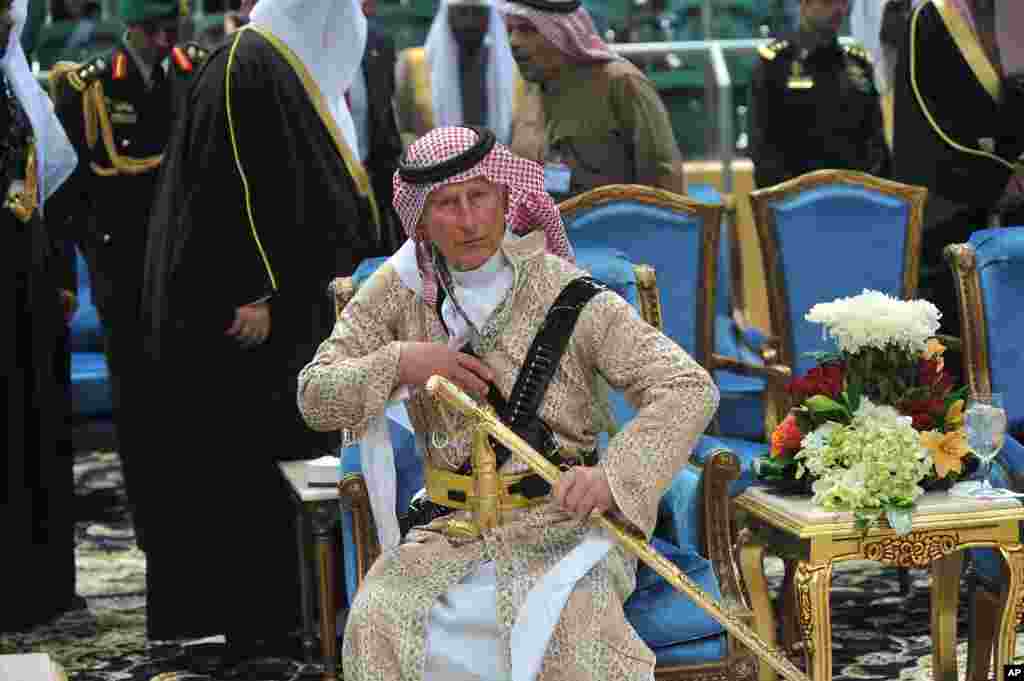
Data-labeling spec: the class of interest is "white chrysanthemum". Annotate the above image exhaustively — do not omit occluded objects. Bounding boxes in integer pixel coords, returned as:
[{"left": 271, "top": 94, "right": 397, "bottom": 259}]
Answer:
[
  {"left": 850, "top": 398, "right": 914, "bottom": 429},
  {"left": 804, "top": 289, "right": 941, "bottom": 355}
]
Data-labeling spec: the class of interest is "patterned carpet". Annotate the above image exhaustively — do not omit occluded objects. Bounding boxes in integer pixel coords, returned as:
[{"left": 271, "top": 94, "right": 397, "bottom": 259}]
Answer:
[{"left": 1, "top": 450, "right": 1019, "bottom": 680}]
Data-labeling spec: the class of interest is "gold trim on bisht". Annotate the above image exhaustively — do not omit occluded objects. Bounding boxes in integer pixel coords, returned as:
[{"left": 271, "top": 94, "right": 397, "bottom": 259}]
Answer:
[
  {"left": 909, "top": 1, "right": 1019, "bottom": 173},
  {"left": 226, "top": 28, "right": 278, "bottom": 291},
  {"left": 6, "top": 141, "right": 38, "bottom": 222},
  {"left": 931, "top": 0, "right": 1001, "bottom": 102},
  {"left": 244, "top": 25, "right": 382, "bottom": 232}
]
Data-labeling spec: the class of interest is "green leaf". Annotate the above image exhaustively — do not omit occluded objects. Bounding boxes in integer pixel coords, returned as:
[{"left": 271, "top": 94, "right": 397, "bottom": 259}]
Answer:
[
  {"left": 845, "top": 374, "right": 863, "bottom": 413},
  {"left": 805, "top": 395, "right": 850, "bottom": 423},
  {"left": 804, "top": 350, "right": 843, "bottom": 364}
]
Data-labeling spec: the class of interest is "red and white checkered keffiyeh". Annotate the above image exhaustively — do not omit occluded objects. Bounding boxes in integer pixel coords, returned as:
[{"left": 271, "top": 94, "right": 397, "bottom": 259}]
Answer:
[
  {"left": 393, "top": 126, "right": 574, "bottom": 305},
  {"left": 500, "top": 1, "right": 615, "bottom": 64}
]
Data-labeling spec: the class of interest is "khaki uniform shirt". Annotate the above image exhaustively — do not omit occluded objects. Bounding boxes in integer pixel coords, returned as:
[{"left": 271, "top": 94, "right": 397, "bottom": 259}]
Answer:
[{"left": 509, "top": 58, "right": 685, "bottom": 199}]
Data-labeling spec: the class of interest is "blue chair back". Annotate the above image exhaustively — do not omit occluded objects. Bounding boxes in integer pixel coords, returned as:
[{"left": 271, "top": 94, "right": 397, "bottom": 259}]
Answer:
[
  {"left": 687, "top": 184, "right": 731, "bottom": 326},
  {"left": 558, "top": 185, "right": 721, "bottom": 372},
  {"left": 750, "top": 170, "right": 926, "bottom": 377},
  {"left": 966, "top": 228, "right": 1024, "bottom": 435}
]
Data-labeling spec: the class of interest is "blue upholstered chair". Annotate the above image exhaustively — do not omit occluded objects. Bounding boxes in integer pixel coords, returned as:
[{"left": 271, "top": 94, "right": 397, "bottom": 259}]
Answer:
[
  {"left": 332, "top": 247, "right": 759, "bottom": 681},
  {"left": 680, "top": 183, "right": 770, "bottom": 441},
  {"left": 689, "top": 170, "right": 929, "bottom": 488},
  {"left": 556, "top": 184, "right": 790, "bottom": 497},
  {"left": 69, "top": 248, "right": 112, "bottom": 419},
  {"left": 557, "top": 184, "right": 785, "bottom": 443},
  {"left": 945, "top": 228, "right": 1024, "bottom": 681}
]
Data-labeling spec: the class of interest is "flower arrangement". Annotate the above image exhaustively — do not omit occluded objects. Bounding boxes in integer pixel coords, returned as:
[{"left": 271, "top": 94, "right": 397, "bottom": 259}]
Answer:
[{"left": 757, "top": 290, "right": 972, "bottom": 530}]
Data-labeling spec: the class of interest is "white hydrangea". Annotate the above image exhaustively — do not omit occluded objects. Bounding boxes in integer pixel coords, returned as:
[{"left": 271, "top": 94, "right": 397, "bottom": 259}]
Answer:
[
  {"left": 795, "top": 398, "right": 933, "bottom": 520},
  {"left": 804, "top": 289, "right": 941, "bottom": 355}
]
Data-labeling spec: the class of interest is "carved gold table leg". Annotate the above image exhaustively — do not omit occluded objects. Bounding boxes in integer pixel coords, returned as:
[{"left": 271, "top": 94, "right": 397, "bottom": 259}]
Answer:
[
  {"left": 794, "top": 561, "right": 833, "bottom": 681},
  {"left": 930, "top": 550, "right": 963, "bottom": 681},
  {"left": 311, "top": 501, "right": 339, "bottom": 681},
  {"left": 995, "top": 544, "right": 1024, "bottom": 676},
  {"left": 739, "top": 542, "right": 777, "bottom": 681},
  {"left": 295, "top": 506, "right": 317, "bottom": 663}
]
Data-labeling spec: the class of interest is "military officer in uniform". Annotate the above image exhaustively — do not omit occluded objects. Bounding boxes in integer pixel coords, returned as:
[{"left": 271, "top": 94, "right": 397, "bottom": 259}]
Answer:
[
  {"left": 46, "top": 0, "right": 208, "bottom": 551},
  {"left": 750, "top": 0, "right": 890, "bottom": 188}
]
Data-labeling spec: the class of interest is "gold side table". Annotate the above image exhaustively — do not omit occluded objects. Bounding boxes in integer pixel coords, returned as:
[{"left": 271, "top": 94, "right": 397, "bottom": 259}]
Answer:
[{"left": 735, "top": 487, "right": 1024, "bottom": 681}]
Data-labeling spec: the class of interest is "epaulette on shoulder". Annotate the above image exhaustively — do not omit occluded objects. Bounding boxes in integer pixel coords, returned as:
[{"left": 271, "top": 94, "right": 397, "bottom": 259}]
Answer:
[
  {"left": 77, "top": 56, "right": 110, "bottom": 87},
  {"left": 758, "top": 38, "right": 790, "bottom": 61},
  {"left": 170, "top": 42, "right": 210, "bottom": 74},
  {"left": 52, "top": 56, "right": 107, "bottom": 94},
  {"left": 182, "top": 41, "right": 210, "bottom": 65},
  {"left": 843, "top": 43, "right": 873, "bottom": 65}
]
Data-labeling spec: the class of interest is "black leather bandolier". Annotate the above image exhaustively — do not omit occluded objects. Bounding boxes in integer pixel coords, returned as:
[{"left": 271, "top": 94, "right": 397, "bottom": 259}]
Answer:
[{"left": 399, "top": 276, "right": 608, "bottom": 536}]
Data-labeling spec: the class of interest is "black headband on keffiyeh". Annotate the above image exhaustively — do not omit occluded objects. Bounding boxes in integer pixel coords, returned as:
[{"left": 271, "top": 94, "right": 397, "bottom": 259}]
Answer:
[{"left": 392, "top": 126, "right": 574, "bottom": 306}]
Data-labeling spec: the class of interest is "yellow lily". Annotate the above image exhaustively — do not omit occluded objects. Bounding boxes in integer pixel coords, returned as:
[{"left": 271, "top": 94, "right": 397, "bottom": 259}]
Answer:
[
  {"left": 921, "top": 429, "right": 971, "bottom": 478},
  {"left": 924, "top": 338, "right": 946, "bottom": 373}
]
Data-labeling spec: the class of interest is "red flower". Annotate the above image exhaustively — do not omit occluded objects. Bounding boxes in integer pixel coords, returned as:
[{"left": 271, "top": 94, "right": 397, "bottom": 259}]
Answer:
[
  {"left": 910, "top": 412, "right": 934, "bottom": 430},
  {"left": 900, "top": 397, "right": 946, "bottom": 432},
  {"left": 787, "top": 364, "right": 845, "bottom": 402},
  {"left": 771, "top": 414, "right": 804, "bottom": 458}
]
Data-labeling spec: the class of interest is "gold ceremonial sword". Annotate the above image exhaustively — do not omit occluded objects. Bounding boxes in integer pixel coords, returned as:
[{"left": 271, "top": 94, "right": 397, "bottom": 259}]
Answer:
[{"left": 426, "top": 375, "right": 811, "bottom": 681}]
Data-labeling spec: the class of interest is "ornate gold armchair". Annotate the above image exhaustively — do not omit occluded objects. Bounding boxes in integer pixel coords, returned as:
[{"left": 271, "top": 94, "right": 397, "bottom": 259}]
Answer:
[
  {"left": 946, "top": 230, "right": 1024, "bottom": 681},
  {"left": 556, "top": 184, "right": 790, "bottom": 443},
  {"left": 748, "top": 169, "right": 928, "bottom": 431},
  {"left": 331, "top": 251, "right": 759, "bottom": 681}
]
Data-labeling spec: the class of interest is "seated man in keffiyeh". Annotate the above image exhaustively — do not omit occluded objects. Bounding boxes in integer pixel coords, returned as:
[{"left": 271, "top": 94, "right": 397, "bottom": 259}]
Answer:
[{"left": 298, "top": 125, "right": 718, "bottom": 681}]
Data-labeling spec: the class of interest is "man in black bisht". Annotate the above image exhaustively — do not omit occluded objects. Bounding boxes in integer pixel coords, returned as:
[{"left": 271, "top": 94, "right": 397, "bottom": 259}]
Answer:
[
  {"left": 750, "top": 0, "right": 891, "bottom": 188},
  {"left": 140, "top": 0, "right": 393, "bottom": 660},
  {"left": 2, "top": 0, "right": 80, "bottom": 632},
  {"left": 47, "top": 0, "right": 209, "bottom": 552},
  {"left": 892, "top": 0, "right": 1023, "bottom": 340}
]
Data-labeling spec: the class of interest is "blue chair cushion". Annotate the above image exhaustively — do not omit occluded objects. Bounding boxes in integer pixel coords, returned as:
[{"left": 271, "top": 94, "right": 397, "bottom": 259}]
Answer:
[
  {"left": 690, "top": 435, "right": 767, "bottom": 497},
  {"left": 714, "top": 314, "right": 767, "bottom": 441},
  {"left": 624, "top": 536, "right": 725, "bottom": 647},
  {"left": 714, "top": 371, "right": 767, "bottom": 442},
  {"left": 70, "top": 351, "right": 112, "bottom": 418},
  {"left": 653, "top": 634, "right": 728, "bottom": 666}
]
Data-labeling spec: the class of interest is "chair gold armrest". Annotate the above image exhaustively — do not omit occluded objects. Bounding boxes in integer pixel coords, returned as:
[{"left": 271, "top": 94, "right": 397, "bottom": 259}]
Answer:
[
  {"left": 701, "top": 449, "right": 752, "bottom": 617},
  {"left": 337, "top": 472, "right": 381, "bottom": 592},
  {"left": 712, "top": 353, "right": 791, "bottom": 382}
]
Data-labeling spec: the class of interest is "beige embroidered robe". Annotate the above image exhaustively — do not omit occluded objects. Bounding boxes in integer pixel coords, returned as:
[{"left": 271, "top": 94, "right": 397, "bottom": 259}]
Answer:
[{"left": 297, "top": 232, "right": 719, "bottom": 680}]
